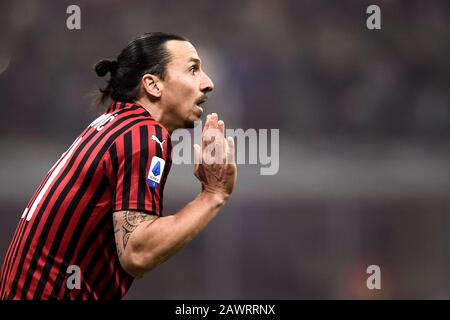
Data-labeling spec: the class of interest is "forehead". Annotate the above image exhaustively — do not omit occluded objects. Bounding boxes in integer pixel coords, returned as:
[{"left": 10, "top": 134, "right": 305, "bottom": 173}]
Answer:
[{"left": 165, "top": 40, "right": 200, "bottom": 66}]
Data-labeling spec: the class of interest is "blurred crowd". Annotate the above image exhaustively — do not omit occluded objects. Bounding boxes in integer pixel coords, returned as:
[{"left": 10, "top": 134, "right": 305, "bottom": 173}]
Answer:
[{"left": 0, "top": 0, "right": 449, "bottom": 139}]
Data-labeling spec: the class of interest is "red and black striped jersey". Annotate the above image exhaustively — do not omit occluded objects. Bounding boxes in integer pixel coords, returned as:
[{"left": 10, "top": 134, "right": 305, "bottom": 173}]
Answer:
[{"left": 0, "top": 102, "right": 172, "bottom": 300}]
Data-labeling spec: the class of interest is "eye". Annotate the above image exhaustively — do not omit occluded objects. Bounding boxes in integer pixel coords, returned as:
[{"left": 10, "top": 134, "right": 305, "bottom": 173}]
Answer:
[{"left": 189, "top": 65, "right": 199, "bottom": 75}]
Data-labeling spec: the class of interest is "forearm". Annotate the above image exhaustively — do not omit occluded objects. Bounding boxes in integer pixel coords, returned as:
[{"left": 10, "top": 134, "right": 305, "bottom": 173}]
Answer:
[{"left": 126, "top": 191, "right": 227, "bottom": 276}]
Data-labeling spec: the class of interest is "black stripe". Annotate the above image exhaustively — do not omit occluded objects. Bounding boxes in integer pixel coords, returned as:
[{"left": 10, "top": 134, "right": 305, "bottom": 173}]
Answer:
[
  {"left": 70, "top": 207, "right": 112, "bottom": 300},
  {"left": 160, "top": 137, "right": 172, "bottom": 215},
  {"left": 88, "top": 243, "right": 116, "bottom": 298},
  {"left": 110, "top": 273, "right": 128, "bottom": 300},
  {"left": 97, "top": 255, "right": 120, "bottom": 300},
  {"left": 0, "top": 166, "right": 56, "bottom": 296},
  {"left": 9, "top": 109, "right": 130, "bottom": 297},
  {"left": 19, "top": 112, "right": 144, "bottom": 299},
  {"left": 9, "top": 107, "right": 144, "bottom": 297},
  {"left": 73, "top": 226, "right": 114, "bottom": 300},
  {"left": 109, "top": 143, "right": 119, "bottom": 175},
  {"left": 79, "top": 244, "right": 111, "bottom": 299},
  {"left": 137, "top": 126, "right": 149, "bottom": 211},
  {"left": 0, "top": 220, "right": 25, "bottom": 296},
  {"left": 109, "top": 101, "right": 121, "bottom": 113},
  {"left": 109, "top": 143, "right": 119, "bottom": 208},
  {"left": 30, "top": 118, "right": 147, "bottom": 299},
  {"left": 167, "top": 137, "right": 172, "bottom": 158},
  {"left": 101, "top": 267, "right": 122, "bottom": 300},
  {"left": 1, "top": 157, "right": 67, "bottom": 296},
  {"left": 41, "top": 176, "right": 109, "bottom": 299},
  {"left": 154, "top": 126, "right": 164, "bottom": 214},
  {"left": 1, "top": 222, "right": 27, "bottom": 291},
  {"left": 155, "top": 125, "right": 163, "bottom": 157},
  {"left": 121, "top": 131, "right": 133, "bottom": 209}
]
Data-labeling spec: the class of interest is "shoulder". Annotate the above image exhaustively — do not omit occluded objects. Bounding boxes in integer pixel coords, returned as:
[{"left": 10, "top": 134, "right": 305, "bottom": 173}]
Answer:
[
  {"left": 105, "top": 102, "right": 171, "bottom": 141},
  {"left": 121, "top": 118, "right": 170, "bottom": 142},
  {"left": 108, "top": 118, "right": 171, "bottom": 159}
]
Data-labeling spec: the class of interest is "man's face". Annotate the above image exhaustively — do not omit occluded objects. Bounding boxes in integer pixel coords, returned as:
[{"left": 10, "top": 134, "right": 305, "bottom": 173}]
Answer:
[{"left": 160, "top": 40, "right": 214, "bottom": 129}]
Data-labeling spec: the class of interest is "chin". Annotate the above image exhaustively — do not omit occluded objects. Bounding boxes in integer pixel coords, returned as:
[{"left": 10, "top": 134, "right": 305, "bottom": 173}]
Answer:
[{"left": 183, "top": 118, "right": 196, "bottom": 129}]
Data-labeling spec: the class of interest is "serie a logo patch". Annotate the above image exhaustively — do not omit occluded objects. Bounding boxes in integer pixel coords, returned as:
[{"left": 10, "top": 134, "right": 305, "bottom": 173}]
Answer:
[{"left": 147, "top": 156, "right": 165, "bottom": 189}]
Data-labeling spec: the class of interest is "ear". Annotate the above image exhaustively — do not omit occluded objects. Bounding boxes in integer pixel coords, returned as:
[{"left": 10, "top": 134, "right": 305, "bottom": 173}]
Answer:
[{"left": 141, "top": 74, "right": 163, "bottom": 98}]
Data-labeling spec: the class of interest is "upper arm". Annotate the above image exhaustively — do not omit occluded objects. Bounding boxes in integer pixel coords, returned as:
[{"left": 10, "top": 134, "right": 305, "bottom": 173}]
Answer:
[
  {"left": 113, "top": 210, "right": 158, "bottom": 277},
  {"left": 103, "top": 123, "right": 172, "bottom": 216},
  {"left": 107, "top": 123, "right": 171, "bottom": 276}
]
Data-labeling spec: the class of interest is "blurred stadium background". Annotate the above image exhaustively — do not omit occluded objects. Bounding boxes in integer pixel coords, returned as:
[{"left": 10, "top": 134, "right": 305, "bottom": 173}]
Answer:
[{"left": 0, "top": 0, "right": 449, "bottom": 299}]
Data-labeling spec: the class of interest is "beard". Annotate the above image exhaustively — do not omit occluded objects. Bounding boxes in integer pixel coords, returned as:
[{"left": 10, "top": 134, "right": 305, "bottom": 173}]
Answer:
[{"left": 184, "top": 118, "right": 196, "bottom": 129}]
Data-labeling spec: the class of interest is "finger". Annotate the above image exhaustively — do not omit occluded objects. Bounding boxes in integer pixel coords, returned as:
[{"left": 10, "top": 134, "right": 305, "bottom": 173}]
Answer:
[
  {"left": 202, "top": 115, "right": 212, "bottom": 150},
  {"left": 218, "top": 119, "right": 224, "bottom": 136},
  {"left": 210, "top": 113, "right": 218, "bottom": 129},
  {"left": 203, "top": 115, "right": 221, "bottom": 150},
  {"left": 226, "top": 136, "right": 235, "bottom": 164},
  {"left": 212, "top": 119, "right": 225, "bottom": 164},
  {"left": 203, "top": 113, "right": 212, "bottom": 131},
  {"left": 193, "top": 144, "right": 201, "bottom": 172},
  {"left": 218, "top": 120, "right": 225, "bottom": 159},
  {"left": 203, "top": 113, "right": 215, "bottom": 133},
  {"left": 218, "top": 120, "right": 225, "bottom": 143}
]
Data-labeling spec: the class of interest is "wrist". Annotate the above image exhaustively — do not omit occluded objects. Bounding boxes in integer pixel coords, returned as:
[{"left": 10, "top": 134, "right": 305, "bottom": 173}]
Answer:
[{"left": 199, "top": 190, "right": 229, "bottom": 207}]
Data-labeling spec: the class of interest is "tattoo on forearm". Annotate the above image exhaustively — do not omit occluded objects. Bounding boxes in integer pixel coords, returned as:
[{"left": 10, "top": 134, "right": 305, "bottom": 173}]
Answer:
[
  {"left": 113, "top": 211, "right": 157, "bottom": 258},
  {"left": 122, "top": 211, "right": 156, "bottom": 249},
  {"left": 113, "top": 214, "right": 122, "bottom": 258},
  {"left": 113, "top": 213, "right": 123, "bottom": 257}
]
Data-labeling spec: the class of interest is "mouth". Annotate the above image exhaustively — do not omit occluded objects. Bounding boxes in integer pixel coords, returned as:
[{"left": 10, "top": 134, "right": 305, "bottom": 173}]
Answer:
[{"left": 195, "top": 96, "right": 208, "bottom": 113}]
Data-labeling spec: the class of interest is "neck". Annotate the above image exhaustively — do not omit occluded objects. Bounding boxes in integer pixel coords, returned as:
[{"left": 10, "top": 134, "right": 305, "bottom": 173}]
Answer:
[{"left": 135, "top": 97, "right": 175, "bottom": 134}]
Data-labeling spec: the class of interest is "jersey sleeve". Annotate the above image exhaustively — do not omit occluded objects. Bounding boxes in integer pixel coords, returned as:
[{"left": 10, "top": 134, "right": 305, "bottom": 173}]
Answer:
[{"left": 103, "top": 122, "right": 171, "bottom": 216}]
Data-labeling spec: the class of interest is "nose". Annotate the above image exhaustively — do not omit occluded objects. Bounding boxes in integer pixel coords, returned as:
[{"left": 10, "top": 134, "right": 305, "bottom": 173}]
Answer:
[{"left": 200, "top": 72, "right": 214, "bottom": 93}]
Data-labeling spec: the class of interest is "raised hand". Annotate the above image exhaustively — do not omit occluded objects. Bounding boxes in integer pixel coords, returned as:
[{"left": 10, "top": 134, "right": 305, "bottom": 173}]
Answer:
[{"left": 193, "top": 113, "right": 237, "bottom": 200}]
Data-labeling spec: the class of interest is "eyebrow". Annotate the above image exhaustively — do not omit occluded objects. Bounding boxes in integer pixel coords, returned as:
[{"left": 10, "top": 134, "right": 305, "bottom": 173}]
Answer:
[{"left": 188, "top": 57, "right": 202, "bottom": 65}]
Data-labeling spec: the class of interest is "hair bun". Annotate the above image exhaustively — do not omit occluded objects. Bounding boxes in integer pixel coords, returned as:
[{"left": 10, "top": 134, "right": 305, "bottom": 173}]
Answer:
[{"left": 94, "top": 59, "right": 118, "bottom": 77}]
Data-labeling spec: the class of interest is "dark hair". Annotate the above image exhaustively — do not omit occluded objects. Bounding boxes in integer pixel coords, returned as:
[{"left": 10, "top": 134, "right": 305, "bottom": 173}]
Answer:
[{"left": 94, "top": 32, "right": 187, "bottom": 105}]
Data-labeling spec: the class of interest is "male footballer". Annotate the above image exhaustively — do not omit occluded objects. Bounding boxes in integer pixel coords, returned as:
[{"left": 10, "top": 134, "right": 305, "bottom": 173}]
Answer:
[{"left": 0, "top": 32, "right": 237, "bottom": 299}]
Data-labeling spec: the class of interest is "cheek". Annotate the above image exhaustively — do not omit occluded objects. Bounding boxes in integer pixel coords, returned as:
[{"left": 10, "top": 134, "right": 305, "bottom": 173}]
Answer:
[
  {"left": 165, "top": 75, "right": 198, "bottom": 111},
  {"left": 178, "top": 83, "right": 198, "bottom": 106}
]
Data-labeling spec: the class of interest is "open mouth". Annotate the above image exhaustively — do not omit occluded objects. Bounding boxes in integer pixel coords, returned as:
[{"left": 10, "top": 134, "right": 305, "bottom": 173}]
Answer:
[
  {"left": 195, "top": 96, "right": 208, "bottom": 113},
  {"left": 195, "top": 96, "right": 207, "bottom": 107}
]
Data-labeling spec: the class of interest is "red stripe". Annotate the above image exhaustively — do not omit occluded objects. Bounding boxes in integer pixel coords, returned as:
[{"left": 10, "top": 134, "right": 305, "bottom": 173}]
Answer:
[
  {"left": 3, "top": 159, "right": 66, "bottom": 293},
  {"left": 62, "top": 221, "right": 114, "bottom": 299},
  {"left": 0, "top": 219, "right": 27, "bottom": 297},
  {"left": 113, "top": 133, "right": 125, "bottom": 211},
  {"left": 82, "top": 241, "right": 115, "bottom": 299},
  {"left": 17, "top": 108, "right": 148, "bottom": 298},
  {"left": 36, "top": 170, "right": 106, "bottom": 297},
  {"left": 129, "top": 126, "right": 141, "bottom": 207},
  {"left": 96, "top": 254, "right": 119, "bottom": 299},
  {"left": 4, "top": 104, "right": 165, "bottom": 299}
]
